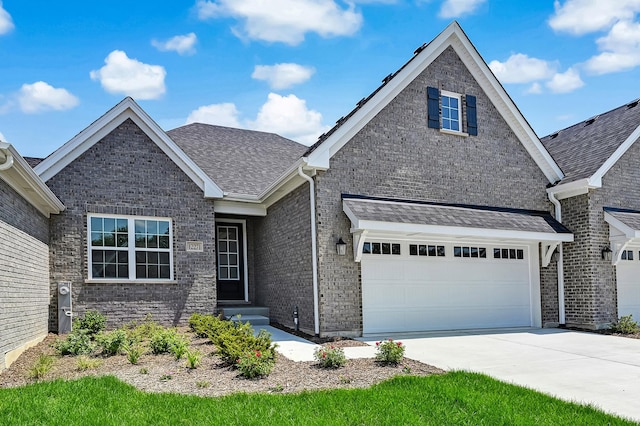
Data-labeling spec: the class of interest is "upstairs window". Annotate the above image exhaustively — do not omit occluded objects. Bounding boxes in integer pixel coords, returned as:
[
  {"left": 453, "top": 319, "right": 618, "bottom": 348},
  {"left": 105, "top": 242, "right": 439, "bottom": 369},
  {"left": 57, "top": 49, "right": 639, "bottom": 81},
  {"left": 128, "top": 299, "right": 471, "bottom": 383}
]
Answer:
[{"left": 427, "top": 86, "right": 477, "bottom": 135}]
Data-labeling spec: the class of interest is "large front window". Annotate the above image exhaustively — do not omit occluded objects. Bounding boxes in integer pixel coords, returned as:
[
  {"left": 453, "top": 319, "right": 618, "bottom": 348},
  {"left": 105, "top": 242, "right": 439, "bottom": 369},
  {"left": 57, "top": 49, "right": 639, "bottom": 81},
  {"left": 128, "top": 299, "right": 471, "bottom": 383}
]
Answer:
[{"left": 88, "top": 214, "right": 173, "bottom": 280}]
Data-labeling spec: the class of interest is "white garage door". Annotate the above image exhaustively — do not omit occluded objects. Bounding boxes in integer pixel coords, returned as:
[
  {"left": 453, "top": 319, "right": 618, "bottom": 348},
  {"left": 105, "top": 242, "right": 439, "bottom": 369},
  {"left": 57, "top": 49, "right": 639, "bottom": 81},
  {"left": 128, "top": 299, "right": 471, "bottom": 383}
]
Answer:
[
  {"left": 361, "top": 241, "right": 533, "bottom": 334},
  {"left": 616, "top": 249, "right": 640, "bottom": 320}
]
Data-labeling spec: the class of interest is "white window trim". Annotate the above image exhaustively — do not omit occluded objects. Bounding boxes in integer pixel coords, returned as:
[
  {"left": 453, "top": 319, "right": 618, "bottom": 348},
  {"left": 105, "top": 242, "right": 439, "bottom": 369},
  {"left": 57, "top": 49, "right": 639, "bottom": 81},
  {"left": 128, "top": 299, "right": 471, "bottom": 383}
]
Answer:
[
  {"left": 86, "top": 213, "right": 174, "bottom": 283},
  {"left": 440, "top": 90, "right": 466, "bottom": 135}
]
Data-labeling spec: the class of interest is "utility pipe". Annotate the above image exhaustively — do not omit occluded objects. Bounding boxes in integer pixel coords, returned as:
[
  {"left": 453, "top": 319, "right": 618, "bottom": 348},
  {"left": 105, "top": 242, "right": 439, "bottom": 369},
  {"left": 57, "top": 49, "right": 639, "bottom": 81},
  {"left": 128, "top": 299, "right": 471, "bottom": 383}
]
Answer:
[
  {"left": 548, "top": 191, "right": 565, "bottom": 325},
  {"left": 297, "top": 166, "right": 320, "bottom": 335}
]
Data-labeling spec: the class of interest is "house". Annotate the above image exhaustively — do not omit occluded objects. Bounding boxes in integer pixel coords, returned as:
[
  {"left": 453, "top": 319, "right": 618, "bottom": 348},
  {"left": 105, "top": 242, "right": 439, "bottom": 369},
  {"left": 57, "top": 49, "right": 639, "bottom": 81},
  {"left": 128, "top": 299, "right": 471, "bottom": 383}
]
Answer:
[
  {"left": 30, "top": 22, "right": 577, "bottom": 338},
  {"left": 543, "top": 98, "right": 640, "bottom": 330},
  {"left": 0, "top": 142, "right": 63, "bottom": 369}
]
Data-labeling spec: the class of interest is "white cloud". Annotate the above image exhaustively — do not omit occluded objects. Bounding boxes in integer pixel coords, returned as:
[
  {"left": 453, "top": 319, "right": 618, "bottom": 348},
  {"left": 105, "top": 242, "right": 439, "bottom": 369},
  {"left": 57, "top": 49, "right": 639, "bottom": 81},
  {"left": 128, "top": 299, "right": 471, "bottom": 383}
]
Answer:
[
  {"left": 545, "top": 68, "right": 584, "bottom": 93},
  {"left": 195, "top": 0, "right": 363, "bottom": 45},
  {"left": 252, "top": 63, "right": 315, "bottom": 89},
  {"left": 489, "top": 53, "right": 556, "bottom": 84},
  {"left": 439, "top": 0, "right": 486, "bottom": 18},
  {"left": 17, "top": 81, "right": 79, "bottom": 113},
  {"left": 525, "top": 82, "right": 543, "bottom": 95},
  {"left": 185, "top": 103, "right": 241, "bottom": 127},
  {"left": 90, "top": 50, "right": 166, "bottom": 100},
  {"left": 186, "top": 93, "right": 329, "bottom": 145},
  {"left": 151, "top": 33, "right": 198, "bottom": 55},
  {"left": 0, "top": 131, "right": 6, "bottom": 142},
  {"left": 548, "top": 0, "right": 640, "bottom": 35},
  {"left": 0, "top": 2, "right": 14, "bottom": 35},
  {"left": 585, "top": 20, "right": 640, "bottom": 74}
]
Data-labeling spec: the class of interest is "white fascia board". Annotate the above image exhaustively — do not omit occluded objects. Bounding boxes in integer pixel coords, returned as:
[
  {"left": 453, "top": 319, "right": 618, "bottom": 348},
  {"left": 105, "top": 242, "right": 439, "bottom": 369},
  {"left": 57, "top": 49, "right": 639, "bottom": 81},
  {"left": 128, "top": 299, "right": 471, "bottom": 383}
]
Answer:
[
  {"left": 604, "top": 212, "right": 640, "bottom": 239},
  {"left": 547, "top": 178, "right": 600, "bottom": 200},
  {"left": 593, "top": 124, "right": 640, "bottom": 183},
  {"left": 34, "top": 98, "right": 223, "bottom": 198},
  {"left": 214, "top": 200, "right": 266, "bottom": 217},
  {"left": 1, "top": 145, "right": 65, "bottom": 217},
  {"left": 306, "top": 22, "right": 563, "bottom": 184}
]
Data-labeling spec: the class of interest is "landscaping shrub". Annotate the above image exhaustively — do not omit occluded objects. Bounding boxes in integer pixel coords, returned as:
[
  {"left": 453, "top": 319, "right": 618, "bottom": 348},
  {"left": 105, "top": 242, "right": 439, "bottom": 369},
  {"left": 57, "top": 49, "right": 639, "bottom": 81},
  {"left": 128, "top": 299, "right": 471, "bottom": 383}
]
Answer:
[
  {"left": 125, "top": 344, "right": 143, "bottom": 365},
  {"left": 73, "top": 310, "right": 107, "bottom": 336},
  {"left": 236, "top": 350, "right": 275, "bottom": 378},
  {"left": 209, "top": 321, "right": 276, "bottom": 367},
  {"left": 185, "top": 349, "right": 202, "bottom": 369},
  {"left": 611, "top": 315, "right": 639, "bottom": 334},
  {"left": 96, "top": 329, "right": 128, "bottom": 356},
  {"left": 54, "top": 329, "right": 96, "bottom": 356},
  {"left": 27, "top": 354, "right": 55, "bottom": 380},
  {"left": 188, "top": 313, "right": 227, "bottom": 338},
  {"left": 76, "top": 356, "right": 102, "bottom": 371},
  {"left": 314, "top": 346, "right": 347, "bottom": 368},
  {"left": 149, "top": 327, "right": 189, "bottom": 358},
  {"left": 375, "top": 339, "right": 405, "bottom": 365},
  {"left": 124, "top": 314, "right": 162, "bottom": 342}
]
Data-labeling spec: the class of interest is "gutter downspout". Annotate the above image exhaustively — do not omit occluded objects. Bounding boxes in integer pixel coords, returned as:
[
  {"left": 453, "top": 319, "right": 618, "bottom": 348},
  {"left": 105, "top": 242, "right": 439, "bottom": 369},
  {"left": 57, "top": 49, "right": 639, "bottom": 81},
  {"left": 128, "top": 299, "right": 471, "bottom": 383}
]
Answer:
[
  {"left": 298, "top": 166, "right": 320, "bottom": 336},
  {"left": 548, "top": 191, "right": 565, "bottom": 325}
]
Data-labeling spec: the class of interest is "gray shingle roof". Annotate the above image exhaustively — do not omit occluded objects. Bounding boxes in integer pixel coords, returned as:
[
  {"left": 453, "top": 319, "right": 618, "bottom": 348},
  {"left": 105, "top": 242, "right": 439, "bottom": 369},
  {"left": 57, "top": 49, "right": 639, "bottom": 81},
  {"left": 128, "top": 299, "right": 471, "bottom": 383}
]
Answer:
[
  {"left": 167, "top": 123, "right": 308, "bottom": 197},
  {"left": 24, "top": 157, "right": 43, "bottom": 168},
  {"left": 343, "top": 195, "right": 571, "bottom": 236},
  {"left": 541, "top": 100, "right": 640, "bottom": 184},
  {"left": 604, "top": 207, "right": 640, "bottom": 231}
]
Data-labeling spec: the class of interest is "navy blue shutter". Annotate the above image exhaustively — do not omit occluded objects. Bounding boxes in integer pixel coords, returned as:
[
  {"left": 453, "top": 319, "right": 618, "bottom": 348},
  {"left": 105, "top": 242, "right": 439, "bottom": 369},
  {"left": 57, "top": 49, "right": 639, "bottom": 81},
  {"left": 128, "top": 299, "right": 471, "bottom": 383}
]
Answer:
[
  {"left": 427, "top": 86, "right": 440, "bottom": 129},
  {"left": 466, "top": 94, "right": 477, "bottom": 136}
]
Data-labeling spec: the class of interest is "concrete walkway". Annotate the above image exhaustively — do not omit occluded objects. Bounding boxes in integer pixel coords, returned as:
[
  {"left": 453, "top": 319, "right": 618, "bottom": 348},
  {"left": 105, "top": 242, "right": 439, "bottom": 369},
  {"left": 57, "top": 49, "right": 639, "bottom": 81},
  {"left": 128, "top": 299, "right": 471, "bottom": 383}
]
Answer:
[{"left": 361, "top": 328, "right": 640, "bottom": 423}]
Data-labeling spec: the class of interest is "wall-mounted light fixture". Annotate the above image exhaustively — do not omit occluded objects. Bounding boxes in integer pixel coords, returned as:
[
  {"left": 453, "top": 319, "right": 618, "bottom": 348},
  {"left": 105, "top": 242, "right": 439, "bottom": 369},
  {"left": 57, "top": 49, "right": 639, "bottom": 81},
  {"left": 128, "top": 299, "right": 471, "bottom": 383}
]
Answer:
[
  {"left": 602, "top": 246, "right": 612, "bottom": 261},
  {"left": 551, "top": 249, "right": 560, "bottom": 263},
  {"left": 336, "top": 238, "right": 347, "bottom": 256}
]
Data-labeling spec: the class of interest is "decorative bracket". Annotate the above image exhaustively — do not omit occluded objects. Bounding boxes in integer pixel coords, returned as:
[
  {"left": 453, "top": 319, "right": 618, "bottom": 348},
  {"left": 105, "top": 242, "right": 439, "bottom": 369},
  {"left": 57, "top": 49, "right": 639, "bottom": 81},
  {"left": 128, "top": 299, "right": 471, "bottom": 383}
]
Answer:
[
  {"left": 541, "top": 241, "right": 560, "bottom": 267},
  {"left": 351, "top": 229, "right": 368, "bottom": 263},
  {"left": 610, "top": 236, "right": 631, "bottom": 266}
]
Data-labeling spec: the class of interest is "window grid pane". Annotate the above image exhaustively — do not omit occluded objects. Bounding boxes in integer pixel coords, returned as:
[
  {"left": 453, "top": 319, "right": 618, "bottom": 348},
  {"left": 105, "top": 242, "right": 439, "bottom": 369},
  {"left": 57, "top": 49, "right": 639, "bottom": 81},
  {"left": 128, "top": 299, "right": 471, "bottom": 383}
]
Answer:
[
  {"left": 218, "top": 226, "right": 241, "bottom": 280},
  {"left": 441, "top": 95, "right": 460, "bottom": 131}
]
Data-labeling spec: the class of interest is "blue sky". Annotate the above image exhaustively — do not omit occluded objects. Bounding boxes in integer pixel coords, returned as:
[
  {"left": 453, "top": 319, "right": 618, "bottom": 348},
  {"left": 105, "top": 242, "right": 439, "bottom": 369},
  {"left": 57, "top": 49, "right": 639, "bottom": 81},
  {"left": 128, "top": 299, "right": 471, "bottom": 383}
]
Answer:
[{"left": 1, "top": 0, "right": 640, "bottom": 158}]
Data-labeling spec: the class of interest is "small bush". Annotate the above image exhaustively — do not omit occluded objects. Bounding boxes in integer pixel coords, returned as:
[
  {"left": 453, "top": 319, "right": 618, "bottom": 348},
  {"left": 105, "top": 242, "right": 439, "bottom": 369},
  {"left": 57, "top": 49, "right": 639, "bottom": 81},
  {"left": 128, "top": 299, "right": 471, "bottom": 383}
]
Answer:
[
  {"left": 73, "top": 310, "right": 107, "bottom": 336},
  {"left": 28, "top": 354, "right": 55, "bottom": 380},
  {"left": 611, "top": 315, "right": 639, "bottom": 334},
  {"left": 76, "top": 356, "right": 102, "bottom": 371},
  {"left": 189, "top": 313, "right": 228, "bottom": 338},
  {"left": 185, "top": 349, "right": 202, "bottom": 369},
  {"left": 125, "top": 344, "right": 143, "bottom": 365},
  {"left": 149, "top": 327, "right": 189, "bottom": 358},
  {"left": 375, "top": 339, "right": 405, "bottom": 365},
  {"left": 54, "top": 330, "right": 96, "bottom": 356},
  {"left": 124, "top": 314, "right": 162, "bottom": 342},
  {"left": 96, "top": 329, "right": 128, "bottom": 356},
  {"left": 236, "top": 350, "right": 275, "bottom": 378},
  {"left": 314, "top": 346, "right": 347, "bottom": 368},
  {"left": 210, "top": 321, "right": 277, "bottom": 366}
]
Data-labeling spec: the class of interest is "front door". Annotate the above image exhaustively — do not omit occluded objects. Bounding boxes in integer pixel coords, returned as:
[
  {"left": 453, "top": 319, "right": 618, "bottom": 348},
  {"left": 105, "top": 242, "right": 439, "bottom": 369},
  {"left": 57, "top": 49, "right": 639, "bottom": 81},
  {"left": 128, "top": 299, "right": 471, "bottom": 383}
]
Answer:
[{"left": 216, "top": 222, "right": 246, "bottom": 301}]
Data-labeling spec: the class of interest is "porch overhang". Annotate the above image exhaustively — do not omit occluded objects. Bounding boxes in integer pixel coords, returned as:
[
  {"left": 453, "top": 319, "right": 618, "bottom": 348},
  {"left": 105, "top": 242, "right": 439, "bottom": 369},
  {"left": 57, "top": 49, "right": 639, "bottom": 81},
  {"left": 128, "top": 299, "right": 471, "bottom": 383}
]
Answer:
[
  {"left": 604, "top": 207, "right": 640, "bottom": 265},
  {"left": 342, "top": 195, "right": 573, "bottom": 263}
]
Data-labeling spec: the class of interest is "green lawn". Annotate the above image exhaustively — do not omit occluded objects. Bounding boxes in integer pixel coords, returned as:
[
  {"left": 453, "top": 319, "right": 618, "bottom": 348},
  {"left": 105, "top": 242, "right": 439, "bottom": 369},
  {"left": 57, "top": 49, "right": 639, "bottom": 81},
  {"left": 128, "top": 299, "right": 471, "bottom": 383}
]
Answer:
[{"left": 0, "top": 371, "right": 634, "bottom": 425}]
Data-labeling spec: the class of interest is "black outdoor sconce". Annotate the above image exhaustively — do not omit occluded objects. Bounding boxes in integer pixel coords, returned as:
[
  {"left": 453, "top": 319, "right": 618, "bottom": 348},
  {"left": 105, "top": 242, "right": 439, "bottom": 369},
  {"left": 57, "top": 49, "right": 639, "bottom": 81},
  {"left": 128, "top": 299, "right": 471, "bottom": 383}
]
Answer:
[
  {"left": 336, "top": 238, "right": 347, "bottom": 256},
  {"left": 602, "top": 246, "right": 612, "bottom": 261}
]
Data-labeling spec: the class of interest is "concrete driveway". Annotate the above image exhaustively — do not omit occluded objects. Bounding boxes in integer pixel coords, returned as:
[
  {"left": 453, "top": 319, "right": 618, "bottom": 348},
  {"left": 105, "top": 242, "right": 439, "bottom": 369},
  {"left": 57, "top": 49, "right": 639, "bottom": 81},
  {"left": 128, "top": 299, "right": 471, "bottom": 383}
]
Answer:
[{"left": 361, "top": 328, "right": 640, "bottom": 423}]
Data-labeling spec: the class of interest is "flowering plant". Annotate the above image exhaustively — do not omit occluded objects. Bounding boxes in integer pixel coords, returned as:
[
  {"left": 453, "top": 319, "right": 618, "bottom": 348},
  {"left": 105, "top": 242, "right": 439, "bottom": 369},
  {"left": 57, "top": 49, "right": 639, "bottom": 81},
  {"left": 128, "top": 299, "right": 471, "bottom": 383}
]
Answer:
[
  {"left": 236, "top": 350, "right": 275, "bottom": 378},
  {"left": 375, "top": 339, "right": 405, "bottom": 365},
  {"left": 314, "top": 345, "right": 347, "bottom": 368}
]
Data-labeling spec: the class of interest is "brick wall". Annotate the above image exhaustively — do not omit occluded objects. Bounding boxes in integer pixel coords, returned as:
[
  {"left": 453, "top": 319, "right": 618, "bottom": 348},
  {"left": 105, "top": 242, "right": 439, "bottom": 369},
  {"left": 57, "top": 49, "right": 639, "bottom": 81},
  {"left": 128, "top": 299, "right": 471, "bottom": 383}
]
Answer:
[
  {"left": 46, "top": 119, "right": 217, "bottom": 330},
  {"left": 0, "top": 179, "right": 50, "bottom": 369},
  {"left": 314, "top": 46, "right": 556, "bottom": 335},
  {"left": 253, "top": 183, "right": 315, "bottom": 334}
]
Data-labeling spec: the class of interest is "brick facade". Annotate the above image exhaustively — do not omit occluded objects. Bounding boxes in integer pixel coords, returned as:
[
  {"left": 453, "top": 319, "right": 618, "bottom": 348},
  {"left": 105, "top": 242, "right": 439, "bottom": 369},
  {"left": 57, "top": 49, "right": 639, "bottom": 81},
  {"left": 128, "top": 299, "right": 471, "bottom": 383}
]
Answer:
[
  {"left": 253, "top": 183, "right": 315, "bottom": 333},
  {"left": 561, "top": 135, "right": 640, "bottom": 329},
  {"left": 0, "top": 179, "right": 51, "bottom": 370},
  {"left": 313, "top": 47, "right": 557, "bottom": 335},
  {"left": 45, "top": 119, "right": 217, "bottom": 330}
]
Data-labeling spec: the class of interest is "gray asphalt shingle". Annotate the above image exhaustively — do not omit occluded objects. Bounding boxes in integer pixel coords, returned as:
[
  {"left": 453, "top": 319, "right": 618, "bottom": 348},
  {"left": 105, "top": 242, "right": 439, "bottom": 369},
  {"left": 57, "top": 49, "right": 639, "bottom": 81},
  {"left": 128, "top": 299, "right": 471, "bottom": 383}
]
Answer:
[
  {"left": 343, "top": 196, "right": 571, "bottom": 235},
  {"left": 604, "top": 207, "right": 640, "bottom": 231},
  {"left": 167, "top": 123, "right": 308, "bottom": 197},
  {"left": 541, "top": 100, "right": 640, "bottom": 184}
]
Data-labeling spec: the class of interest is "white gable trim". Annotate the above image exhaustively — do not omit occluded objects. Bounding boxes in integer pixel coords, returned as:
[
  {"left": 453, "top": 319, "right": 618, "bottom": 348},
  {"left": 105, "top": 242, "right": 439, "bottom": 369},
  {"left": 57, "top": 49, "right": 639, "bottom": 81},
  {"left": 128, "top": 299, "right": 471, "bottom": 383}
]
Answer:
[
  {"left": 34, "top": 97, "right": 224, "bottom": 198},
  {"left": 306, "top": 21, "right": 563, "bottom": 184},
  {"left": 0, "top": 143, "right": 64, "bottom": 217},
  {"left": 594, "top": 124, "right": 640, "bottom": 185}
]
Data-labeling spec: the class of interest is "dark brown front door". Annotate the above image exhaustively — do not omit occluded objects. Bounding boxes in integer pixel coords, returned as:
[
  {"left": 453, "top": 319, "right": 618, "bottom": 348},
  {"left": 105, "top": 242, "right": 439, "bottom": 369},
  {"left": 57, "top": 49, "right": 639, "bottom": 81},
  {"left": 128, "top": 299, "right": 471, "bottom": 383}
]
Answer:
[{"left": 216, "top": 222, "right": 245, "bottom": 301}]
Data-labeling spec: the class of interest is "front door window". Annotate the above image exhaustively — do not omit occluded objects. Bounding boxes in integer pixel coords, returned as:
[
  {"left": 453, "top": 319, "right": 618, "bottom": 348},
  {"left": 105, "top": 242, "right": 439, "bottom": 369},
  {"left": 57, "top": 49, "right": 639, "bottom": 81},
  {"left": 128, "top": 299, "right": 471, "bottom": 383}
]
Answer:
[{"left": 216, "top": 222, "right": 245, "bottom": 300}]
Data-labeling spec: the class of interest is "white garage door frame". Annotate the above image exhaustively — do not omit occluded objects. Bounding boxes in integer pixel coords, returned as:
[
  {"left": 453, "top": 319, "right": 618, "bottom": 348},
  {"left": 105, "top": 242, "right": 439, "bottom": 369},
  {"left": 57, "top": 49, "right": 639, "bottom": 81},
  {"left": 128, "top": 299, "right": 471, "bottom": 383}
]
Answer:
[{"left": 359, "top": 236, "right": 542, "bottom": 334}]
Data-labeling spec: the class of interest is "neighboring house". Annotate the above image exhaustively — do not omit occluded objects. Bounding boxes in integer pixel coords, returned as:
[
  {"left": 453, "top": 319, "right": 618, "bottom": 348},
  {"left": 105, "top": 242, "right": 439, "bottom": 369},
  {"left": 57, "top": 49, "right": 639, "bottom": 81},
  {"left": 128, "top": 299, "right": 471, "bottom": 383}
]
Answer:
[
  {"left": 32, "top": 22, "right": 575, "bottom": 337},
  {"left": 0, "top": 142, "right": 64, "bottom": 370},
  {"left": 543, "top": 99, "right": 640, "bottom": 330}
]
